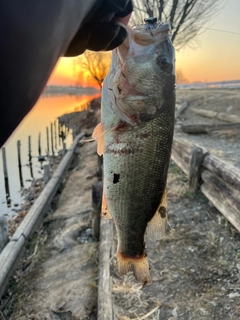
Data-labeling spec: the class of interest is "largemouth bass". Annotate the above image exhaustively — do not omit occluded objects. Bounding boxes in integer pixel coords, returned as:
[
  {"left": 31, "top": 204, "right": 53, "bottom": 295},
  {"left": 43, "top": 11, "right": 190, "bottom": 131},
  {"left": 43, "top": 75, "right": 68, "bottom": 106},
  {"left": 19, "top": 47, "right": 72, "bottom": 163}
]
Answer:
[{"left": 93, "top": 20, "right": 175, "bottom": 284}]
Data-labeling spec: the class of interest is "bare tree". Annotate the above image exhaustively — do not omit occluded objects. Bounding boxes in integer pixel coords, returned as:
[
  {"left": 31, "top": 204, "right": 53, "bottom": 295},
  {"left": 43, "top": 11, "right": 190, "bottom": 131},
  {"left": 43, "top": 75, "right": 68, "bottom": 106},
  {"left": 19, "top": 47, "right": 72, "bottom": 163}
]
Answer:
[
  {"left": 131, "top": 0, "right": 222, "bottom": 49},
  {"left": 176, "top": 68, "right": 188, "bottom": 83},
  {"left": 74, "top": 51, "right": 111, "bottom": 89}
]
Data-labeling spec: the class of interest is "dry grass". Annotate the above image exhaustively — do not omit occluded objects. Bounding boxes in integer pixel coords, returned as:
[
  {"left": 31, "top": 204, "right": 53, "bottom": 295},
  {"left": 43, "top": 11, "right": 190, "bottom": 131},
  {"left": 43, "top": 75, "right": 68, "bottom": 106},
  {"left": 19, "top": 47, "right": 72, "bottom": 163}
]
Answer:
[{"left": 113, "top": 273, "right": 162, "bottom": 320}]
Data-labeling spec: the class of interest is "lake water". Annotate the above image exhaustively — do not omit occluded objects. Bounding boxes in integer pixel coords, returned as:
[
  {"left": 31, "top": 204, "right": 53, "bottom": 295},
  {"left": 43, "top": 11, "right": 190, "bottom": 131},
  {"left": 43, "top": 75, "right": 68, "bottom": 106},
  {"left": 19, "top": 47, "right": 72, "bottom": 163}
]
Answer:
[{"left": 0, "top": 92, "right": 100, "bottom": 218}]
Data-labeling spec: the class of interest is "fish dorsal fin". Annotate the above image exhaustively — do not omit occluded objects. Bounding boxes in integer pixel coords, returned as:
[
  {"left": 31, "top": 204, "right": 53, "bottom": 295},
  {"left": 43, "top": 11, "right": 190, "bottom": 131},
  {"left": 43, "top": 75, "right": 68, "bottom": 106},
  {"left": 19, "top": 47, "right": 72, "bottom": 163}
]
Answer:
[
  {"left": 147, "top": 188, "right": 168, "bottom": 241},
  {"left": 92, "top": 123, "right": 105, "bottom": 156},
  {"left": 101, "top": 194, "right": 112, "bottom": 219}
]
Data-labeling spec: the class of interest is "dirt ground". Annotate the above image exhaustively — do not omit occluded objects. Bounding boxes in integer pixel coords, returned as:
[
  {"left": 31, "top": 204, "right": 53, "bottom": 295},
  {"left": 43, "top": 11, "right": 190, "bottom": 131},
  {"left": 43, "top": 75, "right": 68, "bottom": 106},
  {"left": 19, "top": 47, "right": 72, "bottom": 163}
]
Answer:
[
  {"left": 112, "top": 160, "right": 240, "bottom": 320},
  {"left": 2, "top": 141, "right": 100, "bottom": 320},
  {"left": 1, "top": 90, "right": 240, "bottom": 320},
  {"left": 175, "top": 89, "right": 240, "bottom": 168},
  {"left": 111, "top": 89, "right": 240, "bottom": 320}
]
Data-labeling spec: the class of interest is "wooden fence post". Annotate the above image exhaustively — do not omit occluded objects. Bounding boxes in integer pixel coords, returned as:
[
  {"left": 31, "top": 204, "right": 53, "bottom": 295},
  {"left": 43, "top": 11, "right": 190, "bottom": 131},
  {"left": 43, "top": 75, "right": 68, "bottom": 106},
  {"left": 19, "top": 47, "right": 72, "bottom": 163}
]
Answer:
[
  {"left": 63, "top": 142, "right": 66, "bottom": 154},
  {"left": 28, "top": 135, "right": 34, "bottom": 178},
  {"left": 51, "top": 122, "right": 54, "bottom": 156},
  {"left": 98, "top": 218, "right": 113, "bottom": 320},
  {"left": 0, "top": 216, "right": 8, "bottom": 253},
  {"left": 2, "top": 147, "right": 11, "bottom": 207},
  {"left": 38, "top": 132, "right": 41, "bottom": 156},
  {"left": 58, "top": 121, "right": 61, "bottom": 145},
  {"left": 43, "top": 165, "right": 51, "bottom": 185},
  {"left": 17, "top": 140, "right": 24, "bottom": 188},
  {"left": 54, "top": 120, "right": 57, "bottom": 150},
  {"left": 92, "top": 181, "right": 103, "bottom": 241},
  {"left": 46, "top": 127, "right": 49, "bottom": 155},
  {"left": 189, "top": 147, "right": 207, "bottom": 193}
]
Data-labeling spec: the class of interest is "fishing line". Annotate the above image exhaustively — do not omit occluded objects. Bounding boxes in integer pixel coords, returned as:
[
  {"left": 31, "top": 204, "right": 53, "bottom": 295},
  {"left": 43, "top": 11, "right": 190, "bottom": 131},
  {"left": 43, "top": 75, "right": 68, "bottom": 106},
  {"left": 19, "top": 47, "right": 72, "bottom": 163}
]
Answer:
[
  {"left": 81, "top": 125, "right": 118, "bottom": 143},
  {"left": 200, "top": 26, "right": 240, "bottom": 36},
  {"left": 171, "top": 22, "right": 240, "bottom": 36}
]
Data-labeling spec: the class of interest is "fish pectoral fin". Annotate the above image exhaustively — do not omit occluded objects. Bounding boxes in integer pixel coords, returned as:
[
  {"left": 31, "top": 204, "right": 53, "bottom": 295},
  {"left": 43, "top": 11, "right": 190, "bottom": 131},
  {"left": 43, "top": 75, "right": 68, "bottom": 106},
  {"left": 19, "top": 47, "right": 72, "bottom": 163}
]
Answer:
[
  {"left": 117, "top": 250, "right": 152, "bottom": 285},
  {"left": 92, "top": 123, "right": 104, "bottom": 156},
  {"left": 101, "top": 194, "right": 112, "bottom": 219},
  {"left": 92, "top": 123, "right": 121, "bottom": 155},
  {"left": 147, "top": 188, "right": 168, "bottom": 241}
]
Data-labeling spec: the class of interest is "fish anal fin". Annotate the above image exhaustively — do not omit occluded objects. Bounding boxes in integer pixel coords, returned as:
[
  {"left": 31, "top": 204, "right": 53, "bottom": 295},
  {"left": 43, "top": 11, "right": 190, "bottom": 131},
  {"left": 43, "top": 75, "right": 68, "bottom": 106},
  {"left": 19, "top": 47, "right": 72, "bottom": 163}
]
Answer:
[
  {"left": 117, "top": 250, "right": 152, "bottom": 285},
  {"left": 147, "top": 188, "right": 168, "bottom": 241},
  {"left": 101, "top": 193, "right": 112, "bottom": 219},
  {"left": 92, "top": 123, "right": 104, "bottom": 156}
]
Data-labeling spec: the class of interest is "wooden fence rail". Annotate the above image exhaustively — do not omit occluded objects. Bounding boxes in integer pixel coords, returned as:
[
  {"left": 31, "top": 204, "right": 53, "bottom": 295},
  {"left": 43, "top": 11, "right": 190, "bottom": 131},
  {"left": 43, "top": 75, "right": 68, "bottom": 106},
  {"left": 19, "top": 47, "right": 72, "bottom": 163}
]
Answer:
[
  {"left": 172, "top": 137, "right": 240, "bottom": 232},
  {"left": 0, "top": 133, "right": 85, "bottom": 300},
  {"left": 96, "top": 136, "right": 240, "bottom": 319}
]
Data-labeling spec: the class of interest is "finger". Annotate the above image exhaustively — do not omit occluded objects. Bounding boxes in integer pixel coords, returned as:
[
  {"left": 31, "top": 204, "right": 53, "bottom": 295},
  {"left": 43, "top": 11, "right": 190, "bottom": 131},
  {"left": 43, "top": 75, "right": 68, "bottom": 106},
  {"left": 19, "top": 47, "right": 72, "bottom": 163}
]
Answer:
[
  {"left": 105, "top": 26, "right": 127, "bottom": 51},
  {"left": 114, "top": 1, "right": 133, "bottom": 18},
  {"left": 115, "top": 13, "right": 132, "bottom": 26},
  {"left": 87, "top": 22, "right": 121, "bottom": 51}
]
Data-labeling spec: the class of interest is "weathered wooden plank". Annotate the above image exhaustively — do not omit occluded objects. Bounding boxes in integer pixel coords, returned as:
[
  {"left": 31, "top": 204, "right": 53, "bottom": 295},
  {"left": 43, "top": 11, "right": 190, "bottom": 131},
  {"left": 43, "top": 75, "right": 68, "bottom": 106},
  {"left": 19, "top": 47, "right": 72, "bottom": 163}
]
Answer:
[
  {"left": 201, "top": 170, "right": 240, "bottom": 210},
  {"left": 0, "top": 236, "right": 25, "bottom": 299},
  {"left": 201, "top": 174, "right": 240, "bottom": 232},
  {"left": 0, "top": 133, "right": 85, "bottom": 300},
  {"left": 171, "top": 138, "right": 194, "bottom": 176},
  {"left": 217, "top": 113, "right": 240, "bottom": 123},
  {"left": 172, "top": 137, "right": 240, "bottom": 232},
  {"left": 173, "top": 137, "right": 194, "bottom": 154},
  {"left": 171, "top": 148, "right": 189, "bottom": 176},
  {"left": 12, "top": 132, "right": 85, "bottom": 241},
  {"left": 175, "top": 101, "right": 188, "bottom": 119},
  {"left": 192, "top": 108, "right": 217, "bottom": 119},
  {"left": 182, "top": 122, "right": 240, "bottom": 134},
  {"left": 98, "top": 218, "right": 113, "bottom": 320},
  {"left": 203, "top": 154, "right": 240, "bottom": 189},
  {"left": 192, "top": 108, "right": 240, "bottom": 123}
]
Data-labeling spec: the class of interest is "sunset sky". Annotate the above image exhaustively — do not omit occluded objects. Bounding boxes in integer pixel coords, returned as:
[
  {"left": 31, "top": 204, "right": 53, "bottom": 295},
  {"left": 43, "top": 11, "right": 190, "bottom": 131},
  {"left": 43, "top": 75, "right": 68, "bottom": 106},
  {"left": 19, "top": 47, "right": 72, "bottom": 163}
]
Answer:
[{"left": 48, "top": 0, "right": 240, "bottom": 86}]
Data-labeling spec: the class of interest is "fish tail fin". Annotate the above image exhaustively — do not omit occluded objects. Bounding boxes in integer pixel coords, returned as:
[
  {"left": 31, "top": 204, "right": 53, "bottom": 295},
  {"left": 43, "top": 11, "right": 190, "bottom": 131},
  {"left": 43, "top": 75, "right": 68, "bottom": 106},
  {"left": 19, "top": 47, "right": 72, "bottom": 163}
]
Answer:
[
  {"left": 117, "top": 250, "right": 152, "bottom": 285},
  {"left": 147, "top": 188, "right": 168, "bottom": 241}
]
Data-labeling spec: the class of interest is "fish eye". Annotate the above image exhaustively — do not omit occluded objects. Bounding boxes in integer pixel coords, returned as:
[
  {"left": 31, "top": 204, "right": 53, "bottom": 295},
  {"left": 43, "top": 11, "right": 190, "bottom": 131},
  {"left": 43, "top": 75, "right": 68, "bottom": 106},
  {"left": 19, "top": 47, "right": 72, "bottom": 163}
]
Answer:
[
  {"left": 160, "top": 57, "right": 168, "bottom": 66},
  {"left": 157, "top": 55, "right": 172, "bottom": 74}
]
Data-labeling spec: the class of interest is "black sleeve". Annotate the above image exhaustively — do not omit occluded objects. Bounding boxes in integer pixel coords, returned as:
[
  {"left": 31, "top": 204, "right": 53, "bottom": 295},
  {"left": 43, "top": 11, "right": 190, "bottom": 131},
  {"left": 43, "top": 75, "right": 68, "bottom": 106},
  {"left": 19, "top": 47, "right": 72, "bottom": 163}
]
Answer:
[
  {"left": 0, "top": 0, "right": 131, "bottom": 147},
  {"left": 65, "top": 0, "right": 133, "bottom": 56}
]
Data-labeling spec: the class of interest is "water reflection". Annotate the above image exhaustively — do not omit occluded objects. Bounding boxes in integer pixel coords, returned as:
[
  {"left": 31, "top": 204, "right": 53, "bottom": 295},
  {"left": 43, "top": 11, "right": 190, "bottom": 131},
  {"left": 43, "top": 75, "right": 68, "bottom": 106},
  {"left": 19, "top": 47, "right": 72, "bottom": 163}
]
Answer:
[{"left": 0, "top": 92, "right": 100, "bottom": 217}]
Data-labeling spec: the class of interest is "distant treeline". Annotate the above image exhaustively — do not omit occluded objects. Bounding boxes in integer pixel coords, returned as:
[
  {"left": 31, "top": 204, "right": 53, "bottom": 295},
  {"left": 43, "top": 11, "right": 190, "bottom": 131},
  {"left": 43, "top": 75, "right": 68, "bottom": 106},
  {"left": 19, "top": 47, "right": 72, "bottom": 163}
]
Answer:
[
  {"left": 43, "top": 85, "right": 99, "bottom": 96},
  {"left": 177, "top": 79, "right": 240, "bottom": 90}
]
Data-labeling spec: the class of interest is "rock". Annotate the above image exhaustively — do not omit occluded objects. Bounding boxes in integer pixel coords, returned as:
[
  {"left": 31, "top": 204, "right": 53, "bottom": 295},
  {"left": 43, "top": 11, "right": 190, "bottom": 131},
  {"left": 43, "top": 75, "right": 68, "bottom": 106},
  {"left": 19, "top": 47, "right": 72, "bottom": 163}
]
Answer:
[{"left": 229, "top": 292, "right": 240, "bottom": 299}]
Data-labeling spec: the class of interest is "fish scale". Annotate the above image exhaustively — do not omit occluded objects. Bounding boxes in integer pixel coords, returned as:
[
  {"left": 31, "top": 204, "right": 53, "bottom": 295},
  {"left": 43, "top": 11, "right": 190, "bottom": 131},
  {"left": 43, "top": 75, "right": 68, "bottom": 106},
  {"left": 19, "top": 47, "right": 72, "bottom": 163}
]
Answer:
[{"left": 93, "top": 20, "right": 175, "bottom": 283}]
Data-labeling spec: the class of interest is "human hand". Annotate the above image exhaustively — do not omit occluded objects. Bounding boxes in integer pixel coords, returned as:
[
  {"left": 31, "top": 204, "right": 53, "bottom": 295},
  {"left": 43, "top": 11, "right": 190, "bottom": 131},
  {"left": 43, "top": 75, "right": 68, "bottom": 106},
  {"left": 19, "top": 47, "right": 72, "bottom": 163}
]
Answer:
[{"left": 64, "top": 0, "right": 133, "bottom": 56}]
